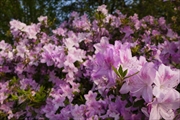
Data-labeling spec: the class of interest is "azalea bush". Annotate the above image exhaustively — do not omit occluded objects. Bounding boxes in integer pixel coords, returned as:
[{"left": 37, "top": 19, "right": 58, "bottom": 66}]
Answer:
[{"left": 0, "top": 5, "right": 180, "bottom": 120}]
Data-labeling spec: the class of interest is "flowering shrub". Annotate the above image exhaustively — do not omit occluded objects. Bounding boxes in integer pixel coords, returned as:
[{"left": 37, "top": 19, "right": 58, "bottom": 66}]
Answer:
[{"left": 0, "top": 5, "right": 180, "bottom": 120}]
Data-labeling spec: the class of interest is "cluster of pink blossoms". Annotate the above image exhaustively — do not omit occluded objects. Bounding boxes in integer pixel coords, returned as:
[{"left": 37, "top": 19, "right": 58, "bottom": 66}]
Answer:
[{"left": 0, "top": 5, "right": 179, "bottom": 120}]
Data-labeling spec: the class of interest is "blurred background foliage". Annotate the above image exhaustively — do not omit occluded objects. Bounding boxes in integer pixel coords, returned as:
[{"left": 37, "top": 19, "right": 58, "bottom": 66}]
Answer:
[{"left": 1, "top": 0, "right": 180, "bottom": 42}]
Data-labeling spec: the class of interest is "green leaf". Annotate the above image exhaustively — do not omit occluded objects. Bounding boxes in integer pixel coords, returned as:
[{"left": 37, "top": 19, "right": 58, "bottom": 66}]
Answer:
[
  {"left": 64, "top": 97, "right": 70, "bottom": 105},
  {"left": 119, "top": 116, "right": 124, "bottom": 120},
  {"left": 121, "top": 94, "right": 129, "bottom": 101},
  {"left": 118, "top": 65, "right": 124, "bottom": 76},
  {"left": 0, "top": 111, "right": 8, "bottom": 119},
  {"left": 17, "top": 101, "right": 28, "bottom": 110},
  {"left": 9, "top": 76, "right": 18, "bottom": 86},
  {"left": 73, "top": 91, "right": 79, "bottom": 96},
  {"left": 125, "top": 101, "right": 132, "bottom": 108},
  {"left": 122, "top": 69, "right": 128, "bottom": 78},
  {"left": 105, "top": 118, "right": 114, "bottom": 120},
  {"left": 34, "top": 86, "right": 46, "bottom": 102},
  {"left": 133, "top": 99, "right": 145, "bottom": 108},
  {"left": 80, "top": 95, "right": 84, "bottom": 102},
  {"left": 112, "top": 65, "right": 120, "bottom": 77},
  {"left": 11, "top": 94, "right": 18, "bottom": 100}
]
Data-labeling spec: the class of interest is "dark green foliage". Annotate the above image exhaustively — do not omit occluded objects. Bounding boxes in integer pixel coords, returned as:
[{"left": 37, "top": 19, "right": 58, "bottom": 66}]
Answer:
[
  {"left": 0, "top": 0, "right": 59, "bottom": 42},
  {"left": 133, "top": 99, "right": 145, "bottom": 108},
  {"left": 72, "top": 77, "right": 93, "bottom": 105},
  {"left": 1, "top": 0, "right": 180, "bottom": 42}
]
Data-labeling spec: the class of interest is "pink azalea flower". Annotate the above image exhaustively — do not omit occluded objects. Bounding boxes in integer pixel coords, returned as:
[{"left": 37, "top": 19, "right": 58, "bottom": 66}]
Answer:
[
  {"left": 91, "top": 47, "right": 118, "bottom": 85},
  {"left": 0, "top": 82, "right": 9, "bottom": 104},
  {"left": 116, "top": 42, "right": 142, "bottom": 74},
  {"left": 38, "top": 16, "right": 47, "bottom": 25},
  {"left": 23, "top": 23, "right": 40, "bottom": 39},
  {"left": 153, "top": 64, "right": 180, "bottom": 98},
  {"left": 158, "top": 17, "right": 166, "bottom": 26},
  {"left": 16, "top": 44, "right": 29, "bottom": 58},
  {"left": 129, "top": 62, "right": 156, "bottom": 102},
  {"left": 167, "top": 28, "right": 178, "bottom": 39},
  {"left": 41, "top": 44, "right": 65, "bottom": 67},
  {"left": 71, "top": 105, "right": 86, "bottom": 120},
  {"left": 94, "top": 37, "right": 109, "bottom": 54},
  {"left": 10, "top": 19, "right": 26, "bottom": 31},
  {"left": 84, "top": 91, "right": 106, "bottom": 118},
  {"left": 63, "top": 31, "right": 79, "bottom": 48},
  {"left": 97, "top": 5, "right": 108, "bottom": 15},
  {"left": 41, "top": 43, "right": 55, "bottom": 66},
  {"left": 52, "top": 27, "right": 66, "bottom": 36},
  {"left": 149, "top": 89, "right": 180, "bottom": 120},
  {"left": 67, "top": 47, "right": 86, "bottom": 63},
  {"left": 121, "top": 26, "right": 134, "bottom": 38},
  {"left": 0, "top": 40, "right": 12, "bottom": 51}
]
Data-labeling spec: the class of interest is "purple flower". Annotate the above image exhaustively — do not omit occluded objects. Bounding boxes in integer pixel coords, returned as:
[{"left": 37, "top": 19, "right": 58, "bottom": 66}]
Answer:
[
  {"left": 84, "top": 91, "right": 106, "bottom": 118},
  {"left": 0, "top": 82, "right": 9, "bottom": 104},
  {"left": 10, "top": 20, "right": 26, "bottom": 31},
  {"left": 158, "top": 17, "right": 166, "bottom": 26},
  {"left": 73, "top": 14, "right": 91, "bottom": 30},
  {"left": 149, "top": 89, "right": 180, "bottom": 120},
  {"left": 91, "top": 47, "right": 118, "bottom": 85},
  {"left": 16, "top": 44, "right": 29, "bottom": 58},
  {"left": 41, "top": 43, "right": 65, "bottom": 67},
  {"left": 23, "top": 23, "right": 40, "bottom": 39},
  {"left": 20, "top": 78, "right": 39, "bottom": 90},
  {"left": 41, "top": 43, "right": 55, "bottom": 66},
  {"left": 63, "top": 31, "right": 79, "bottom": 48},
  {"left": 38, "top": 16, "right": 47, "bottom": 25},
  {"left": 153, "top": 64, "right": 180, "bottom": 98},
  {"left": 94, "top": 37, "right": 109, "bottom": 54},
  {"left": 121, "top": 26, "right": 134, "bottom": 38},
  {"left": 167, "top": 28, "right": 178, "bottom": 39},
  {"left": 130, "top": 62, "right": 156, "bottom": 102},
  {"left": 52, "top": 27, "right": 66, "bottom": 36},
  {"left": 71, "top": 105, "right": 86, "bottom": 120},
  {"left": 130, "top": 14, "right": 141, "bottom": 30},
  {"left": 97, "top": 5, "right": 108, "bottom": 15}
]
